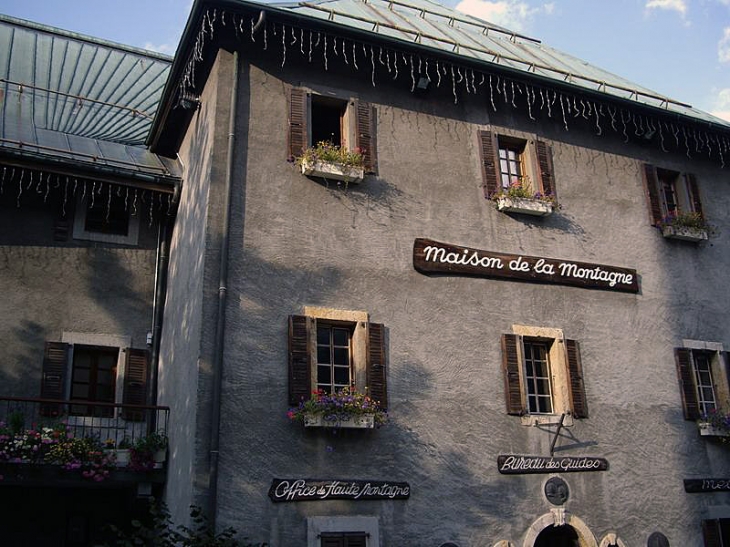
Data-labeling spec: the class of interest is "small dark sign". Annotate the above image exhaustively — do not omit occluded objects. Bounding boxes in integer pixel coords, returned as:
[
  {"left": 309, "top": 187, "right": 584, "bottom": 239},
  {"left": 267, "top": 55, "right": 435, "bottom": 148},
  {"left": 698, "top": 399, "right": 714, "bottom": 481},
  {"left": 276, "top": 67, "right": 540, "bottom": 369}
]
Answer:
[
  {"left": 413, "top": 238, "right": 639, "bottom": 293},
  {"left": 498, "top": 455, "right": 609, "bottom": 474},
  {"left": 684, "top": 479, "right": 730, "bottom": 493},
  {"left": 268, "top": 478, "right": 410, "bottom": 502}
]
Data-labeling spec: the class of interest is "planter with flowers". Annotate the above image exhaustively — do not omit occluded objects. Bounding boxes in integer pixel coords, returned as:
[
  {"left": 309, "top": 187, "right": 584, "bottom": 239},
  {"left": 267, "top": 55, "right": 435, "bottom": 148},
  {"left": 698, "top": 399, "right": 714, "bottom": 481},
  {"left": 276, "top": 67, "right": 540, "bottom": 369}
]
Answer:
[
  {"left": 698, "top": 408, "right": 730, "bottom": 440},
  {"left": 298, "top": 141, "right": 365, "bottom": 184},
  {"left": 288, "top": 387, "right": 387, "bottom": 429},
  {"left": 128, "top": 432, "right": 168, "bottom": 471},
  {"left": 491, "top": 181, "right": 556, "bottom": 217},
  {"left": 659, "top": 212, "right": 708, "bottom": 242}
]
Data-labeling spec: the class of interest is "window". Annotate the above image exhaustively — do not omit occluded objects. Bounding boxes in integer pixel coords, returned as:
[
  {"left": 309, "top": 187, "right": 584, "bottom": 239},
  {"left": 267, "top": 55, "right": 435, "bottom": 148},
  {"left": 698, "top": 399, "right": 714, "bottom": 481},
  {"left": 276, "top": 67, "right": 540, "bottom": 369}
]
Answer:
[
  {"left": 307, "top": 517, "right": 379, "bottom": 547},
  {"left": 40, "top": 336, "right": 149, "bottom": 420},
  {"left": 288, "top": 308, "right": 387, "bottom": 409},
  {"left": 72, "top": 192, "right": 140, "bottom": 245},
  {"left": 320, "top": 533, "right": 368, "bottom": 547},
  {"left": 643, "top": 164, "right": 704, "bottom": 225},
  {"left": 288, "top": 87, "right": 378, "bottom": 174},
  {"left": 703, "top": 518, "right": 730, "bottom": 547},
  {"left": 478, "top": 129, "right": 556, "bottom": 200},
  {"left": 501, "top": 326, "right": 587, "bottom": 425},
  {"left": 675, "top": 342, "right": 730, "bottom": 420}
]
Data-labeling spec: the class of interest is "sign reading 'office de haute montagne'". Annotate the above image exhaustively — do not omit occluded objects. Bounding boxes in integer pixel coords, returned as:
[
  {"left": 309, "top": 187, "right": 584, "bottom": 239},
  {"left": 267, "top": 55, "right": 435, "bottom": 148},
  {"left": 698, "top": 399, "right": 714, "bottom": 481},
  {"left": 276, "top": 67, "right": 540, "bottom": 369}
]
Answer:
[{"left": 413, "top": 238, "right": 639, "bottom": 293}]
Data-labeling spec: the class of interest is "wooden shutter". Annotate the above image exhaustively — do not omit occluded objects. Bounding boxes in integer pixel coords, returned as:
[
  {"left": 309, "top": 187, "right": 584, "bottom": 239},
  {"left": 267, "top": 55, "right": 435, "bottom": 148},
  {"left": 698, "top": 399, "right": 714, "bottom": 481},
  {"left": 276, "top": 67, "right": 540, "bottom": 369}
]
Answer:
[
  {"left": 288, "top": 315, "right": 311, "bottom": 405},
  {"left": 288, "top": 87, "right": 308, "bottom": 160},
  {"left": 535, "top": 140, "right": 556, "bottom": 199},
  {"left": 123, "top": 348, "right": 149, "bottom": 421},
  {"left": 643, "top": 163, "right": 664, "bottom": 226},
  {"left": 320, "top": 533, "right": 367, "bottom": 547},
  {"left": 345, "top": 535, "right": 367, "bottom": 547},
  {"left": 565, "top": 339, "right": 588, "bottom": 419},
  {"left": 367, "top": 322, "right": 388, "bottom": 411},
  {"left": 501, "top": 334, "right": 525, "bottom": 415},
  {"left": 702, "top": 519, "right": 722, "bottom": 547},
  {"left": 686, "top": 173, "right": 704, "bottom": 218},
  {"left": 675, "top": 348, "right": 700, "bottom": 420},
  {"left": 40, "top": 341, "right": 70, "bottom": 417},
  {"left": 478, "top": 130, "right": 499, "bottom": 199},
  {"left": 355, "top": 101, "right": 377, "bottom": 174}
]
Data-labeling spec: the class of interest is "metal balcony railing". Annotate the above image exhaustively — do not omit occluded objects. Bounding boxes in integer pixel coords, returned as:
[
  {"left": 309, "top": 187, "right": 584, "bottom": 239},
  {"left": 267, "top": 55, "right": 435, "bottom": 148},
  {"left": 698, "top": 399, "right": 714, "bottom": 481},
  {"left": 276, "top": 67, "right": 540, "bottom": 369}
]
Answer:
[{"left": 0, "top": 396, "right": 169, "bottom": 446}]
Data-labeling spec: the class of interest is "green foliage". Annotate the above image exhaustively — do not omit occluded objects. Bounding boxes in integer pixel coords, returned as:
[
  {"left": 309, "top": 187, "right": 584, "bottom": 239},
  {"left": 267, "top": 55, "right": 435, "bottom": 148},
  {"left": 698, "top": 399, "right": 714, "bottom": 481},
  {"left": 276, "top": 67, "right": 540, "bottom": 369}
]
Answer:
[
  {"left": 104, "top": 501, "right": 267, "bottom": 547},
  {"left": 490, "top": 179, "right": 557, "bottom": 205},
  {"left": 288, "top": 387, "right": 387, "bottom": 426},
  {"left": 129, "top": 432, "right": 168, "bottom": 471},
  {"left": 659, "top": 211, "right": 707, "bottom": 230},
  {"left": 298, "top": 141, "right": 365, "bottom": 168}
]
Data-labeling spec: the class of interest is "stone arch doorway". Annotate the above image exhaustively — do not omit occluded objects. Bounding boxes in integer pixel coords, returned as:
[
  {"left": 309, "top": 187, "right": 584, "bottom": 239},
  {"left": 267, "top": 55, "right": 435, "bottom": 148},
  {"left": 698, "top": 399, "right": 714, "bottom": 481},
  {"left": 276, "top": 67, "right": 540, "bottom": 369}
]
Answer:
[{"left": 523, "top": 511, "right": 598, "bottom": 547}]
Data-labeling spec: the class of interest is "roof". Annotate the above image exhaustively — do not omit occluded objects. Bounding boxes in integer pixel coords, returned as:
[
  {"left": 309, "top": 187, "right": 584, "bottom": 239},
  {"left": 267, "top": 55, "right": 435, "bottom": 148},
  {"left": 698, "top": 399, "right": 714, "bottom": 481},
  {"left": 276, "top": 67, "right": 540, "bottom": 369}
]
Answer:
[
  {"left": 0, "top": 14, "right": 180, "bottom": 184},
  {"left": 270, "top": 0, "right": 729, "bottom": 128}
]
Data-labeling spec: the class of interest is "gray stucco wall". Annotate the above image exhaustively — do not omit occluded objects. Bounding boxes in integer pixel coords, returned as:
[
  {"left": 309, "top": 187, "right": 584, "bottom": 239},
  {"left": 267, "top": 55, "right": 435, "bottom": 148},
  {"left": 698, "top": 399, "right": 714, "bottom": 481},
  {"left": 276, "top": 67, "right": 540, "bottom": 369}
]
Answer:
[{"left": 168, "top": 47, "right": 730, "bottom": 546}]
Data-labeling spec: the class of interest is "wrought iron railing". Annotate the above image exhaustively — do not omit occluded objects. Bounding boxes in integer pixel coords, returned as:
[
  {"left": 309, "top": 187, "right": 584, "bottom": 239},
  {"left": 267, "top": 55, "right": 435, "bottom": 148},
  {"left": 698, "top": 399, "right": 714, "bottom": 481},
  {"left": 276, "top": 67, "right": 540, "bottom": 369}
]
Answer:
[{"left": 0, "top": 396, "right": 169, "bottom": 447}]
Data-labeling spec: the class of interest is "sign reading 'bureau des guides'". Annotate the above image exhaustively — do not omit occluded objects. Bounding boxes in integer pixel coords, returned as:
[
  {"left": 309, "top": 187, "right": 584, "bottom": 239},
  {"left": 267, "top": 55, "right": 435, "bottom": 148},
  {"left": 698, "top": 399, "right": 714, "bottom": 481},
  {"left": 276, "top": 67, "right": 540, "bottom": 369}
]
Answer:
[{"left": 413, "top": 238, "right": 639, "bottom": 293}]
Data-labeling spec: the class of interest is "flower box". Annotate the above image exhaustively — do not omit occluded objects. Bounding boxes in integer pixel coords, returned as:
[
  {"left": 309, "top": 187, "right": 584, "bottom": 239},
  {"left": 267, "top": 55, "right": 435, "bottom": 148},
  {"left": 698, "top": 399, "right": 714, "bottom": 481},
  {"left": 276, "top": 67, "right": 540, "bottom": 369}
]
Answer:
[
  {"left": 661, "top": 224, "right": 708, "bottom": 242},
  {"left": 303, "top": 413, "right": 375, "bottom": 429},
  {"left": 496, "top": 196, "right": 554, "bottom": 217},
  {"left": 698, "top": 422, "right": 730, "bottom": 438},
  {"left": 301, "top": 159, "right": 364, "bottom": 184}
]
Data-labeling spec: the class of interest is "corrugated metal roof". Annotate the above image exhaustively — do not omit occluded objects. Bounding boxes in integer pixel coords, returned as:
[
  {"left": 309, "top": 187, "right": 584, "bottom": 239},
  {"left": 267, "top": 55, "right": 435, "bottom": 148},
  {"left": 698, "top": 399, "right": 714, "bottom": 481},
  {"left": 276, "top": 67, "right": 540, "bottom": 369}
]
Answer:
[
  {"left": 0, "top": 14, "right": 179, "bottom": 180},
  {"left": 266, "top": 0, "right": 730, "bottom": 129}
]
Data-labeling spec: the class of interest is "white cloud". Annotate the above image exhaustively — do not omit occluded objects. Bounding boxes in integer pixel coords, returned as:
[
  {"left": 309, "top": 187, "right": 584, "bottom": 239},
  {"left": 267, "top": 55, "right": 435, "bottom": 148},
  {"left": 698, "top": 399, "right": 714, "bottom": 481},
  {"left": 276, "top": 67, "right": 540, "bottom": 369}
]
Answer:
[
  {"left": 710, "top": 88, "right": 730, "bottom": 122},
  {"left": 719, "top": 27, "right": 730, "bottom": 63},
  {"left": 144, "top": 42, "right": 177, "bottom": 55},
  {"left": 455, "top": 0, "right": 554, "bottom": 32},
  {"left": 645, "top": 0, "right": 688, "bottom": 15}
]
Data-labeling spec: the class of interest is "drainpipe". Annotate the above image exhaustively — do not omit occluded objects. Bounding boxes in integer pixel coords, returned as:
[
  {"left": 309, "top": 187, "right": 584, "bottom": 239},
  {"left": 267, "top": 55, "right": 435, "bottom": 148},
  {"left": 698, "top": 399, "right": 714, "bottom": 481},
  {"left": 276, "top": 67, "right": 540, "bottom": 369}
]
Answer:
[
  {"left": 208, "top": 50, "right": 239, "bottom": 529},
  {"left": 149, "top": 217, "right": 171, "bottom": 408}
]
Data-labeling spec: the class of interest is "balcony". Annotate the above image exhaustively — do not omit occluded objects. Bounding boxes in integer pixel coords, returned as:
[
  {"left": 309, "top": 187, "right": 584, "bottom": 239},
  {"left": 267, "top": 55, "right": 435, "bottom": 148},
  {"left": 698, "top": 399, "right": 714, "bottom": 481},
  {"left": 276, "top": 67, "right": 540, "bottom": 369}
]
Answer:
[{"left": 0, "top": 397, "right": 169, "bottom": 486}]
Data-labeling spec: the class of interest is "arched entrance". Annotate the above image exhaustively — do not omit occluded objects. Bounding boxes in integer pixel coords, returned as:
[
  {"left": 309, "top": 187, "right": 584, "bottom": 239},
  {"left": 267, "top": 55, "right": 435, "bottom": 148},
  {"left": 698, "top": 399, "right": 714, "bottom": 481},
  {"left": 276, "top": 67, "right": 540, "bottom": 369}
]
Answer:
[{"left": 534, "top": 524, "right": 581, "bottom": 547}]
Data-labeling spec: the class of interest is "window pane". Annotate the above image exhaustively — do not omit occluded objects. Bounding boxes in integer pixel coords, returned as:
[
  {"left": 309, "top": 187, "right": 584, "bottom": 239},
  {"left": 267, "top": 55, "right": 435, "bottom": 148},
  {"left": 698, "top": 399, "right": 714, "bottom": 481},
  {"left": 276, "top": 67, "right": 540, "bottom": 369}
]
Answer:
[
  {"left": 317, "top": 327, "right": 330, "bottom": 345},
  {"left": 317, "top": 366, "right": 332, "bottom": 385},
  {"left": 333, "top": 348, "right": 349, "bottom": 366},
  {"left": 72, "top": 385, "right": 89, "bottom": 399},
  {"left": 332, "top": 328, "right": 349, "bottom": 346},
  {"left": 317, "top": 346, "right": 331, "bottom": 364},
  {"left": 334, "top": 366, "right": 350, "bottom": 385}
]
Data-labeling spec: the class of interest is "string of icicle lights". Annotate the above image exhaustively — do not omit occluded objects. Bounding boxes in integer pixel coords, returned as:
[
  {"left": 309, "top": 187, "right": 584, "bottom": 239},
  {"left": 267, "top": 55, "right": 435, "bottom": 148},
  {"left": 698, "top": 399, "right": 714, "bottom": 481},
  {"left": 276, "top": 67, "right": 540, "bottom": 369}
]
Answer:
[
  {"left": 181, "top": 8, "right": 730, "bottom": 168},
  {"left": 0, "top": 165, "right": 174, "bottom": 227}
]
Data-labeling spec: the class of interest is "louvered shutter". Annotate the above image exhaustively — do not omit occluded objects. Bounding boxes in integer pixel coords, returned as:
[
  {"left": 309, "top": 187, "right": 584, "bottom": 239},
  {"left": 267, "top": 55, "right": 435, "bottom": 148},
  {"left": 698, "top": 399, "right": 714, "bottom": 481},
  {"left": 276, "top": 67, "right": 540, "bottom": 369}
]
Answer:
[
  {"left": 321, "top": 538, "right": 344, "bottom": 547},
  {"left": 123, "top": 348, "right": 149, "bottom": 421},
  {"left": 40, "top": 341, "right": 70, "bottom": 417},
  {"left": 501, "top": 334, "right": 525, "bottom": 415},
  {"left": 367, "top": 322, "right": 387, "bottom": 411},
  {"left": 288, "top": 87, "right": 308, "bottom": 160},
  {"left": 675, "top": 348, "right": 700, "bottom": 420},
  {"left": 643, "top": 163, "right": 664, "bottom": 226},
  {"left": 686, "top": 173, "right": 705, "bottom": 218},
  {"left": 535, "top": 140, "right": 556, "bottom": 199},
  {"left": 345, "top": 535, "right": 367, "bottom": 547},
  {"left": 565, "top": 339, "right": 588, "bottom": 419},
  {"left": 702, "top": 519, "right": 722, "bottom": 547},
  {"left": 355, "top": 101, "right": 377, "bottom": 174},
  {"left": 478, "top": 130, "right": 500, "bottom": 199},
  {"left": 289, "top": 315, "right": 311, "bottom": 405}
]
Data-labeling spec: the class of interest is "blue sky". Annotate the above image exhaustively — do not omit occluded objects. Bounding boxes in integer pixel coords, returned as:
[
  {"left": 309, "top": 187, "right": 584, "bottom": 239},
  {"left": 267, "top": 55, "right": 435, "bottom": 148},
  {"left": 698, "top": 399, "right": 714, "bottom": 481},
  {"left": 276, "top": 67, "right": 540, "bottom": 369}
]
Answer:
[{"left": 2, "top": 0, "right": 729, "bottom": 121}]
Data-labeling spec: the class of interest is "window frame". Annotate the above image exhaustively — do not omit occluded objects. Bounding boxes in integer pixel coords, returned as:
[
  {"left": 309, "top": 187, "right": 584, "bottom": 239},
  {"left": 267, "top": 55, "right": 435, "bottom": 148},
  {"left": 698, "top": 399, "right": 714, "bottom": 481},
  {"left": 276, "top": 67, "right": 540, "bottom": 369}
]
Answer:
[
  {"left": 675, "top": 341, "right": 730, "bottom": 421},
  {"left": 288, "top": 86, "right": 378, "bottom": 174},
  {"left": 643, "top": 163, "right": 704, "bottom": 226},
  {"left": 307, "top": 517, "right": 379, "bottom": 547},
  {"left": 478, "top": 129, "right": 556, "bottom": 201},
  {"left": 72, "top": 192, "right": 140, "bottom": 246},
  {"left": 501, "top": 326, "right": 587, "bottom": 425}
]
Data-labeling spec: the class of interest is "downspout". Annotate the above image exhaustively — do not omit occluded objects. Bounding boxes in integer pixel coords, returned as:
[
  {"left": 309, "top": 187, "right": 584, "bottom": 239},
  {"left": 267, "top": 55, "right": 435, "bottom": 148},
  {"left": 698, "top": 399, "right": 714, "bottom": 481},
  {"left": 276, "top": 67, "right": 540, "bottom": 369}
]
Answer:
[{"left": 208, "top": 50, "right": 239, "bottom": 528}]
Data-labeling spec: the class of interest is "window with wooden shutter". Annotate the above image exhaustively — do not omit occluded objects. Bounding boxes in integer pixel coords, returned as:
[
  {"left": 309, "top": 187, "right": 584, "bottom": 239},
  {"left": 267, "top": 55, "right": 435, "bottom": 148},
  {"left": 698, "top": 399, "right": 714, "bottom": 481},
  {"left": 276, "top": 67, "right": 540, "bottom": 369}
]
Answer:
[
  {"left": 123, "top": 348, "right": 149, "bottom": 421},
  {"left": 71, "top": 345, "right": 118, "bottom": 417},
  {"left": 675, "top": 346, "right": 730, "bottom": 421},
  {"left": 643, "top": 163, "right": 705, "bottom": 227},
  {"left": 501, "top": 334, "right": 525, "bottom": 415},
  {"left": 288, "top": 87, "right": 309, "bottom": 160},
  {"left": 566, "top": 339, "right": 588, "bottom": 419},
  {"left": 40, "top": 341, "right": 70, "bottom": 417},
  {"left": 320, "top": 532, "right": 368, "bottom": 547},
  {"left": 289, "top": 315, "right": 312, "bottom": 405},
  {"left": 367, "top": 322, "right": 387, "bottom": 410},
  {"left": 355, "top": 100, "right": 377, "bottom": 174}
]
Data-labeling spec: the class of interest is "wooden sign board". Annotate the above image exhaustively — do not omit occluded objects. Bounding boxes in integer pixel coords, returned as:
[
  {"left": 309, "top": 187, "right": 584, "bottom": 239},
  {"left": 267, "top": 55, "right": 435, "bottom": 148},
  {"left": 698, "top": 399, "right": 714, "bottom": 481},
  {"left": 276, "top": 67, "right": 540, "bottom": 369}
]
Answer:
[
  {"left": 413, "top": 238, "right": 639, "bottom": 293},
  {"left": 268, "top": 478, "right": 410, "bottom": 502},
  {"left": 684, "top": 479, "right": 730, "bottom": 493},
  {"left": 498, "top": 455, "right": 609, "bottom": 474}
]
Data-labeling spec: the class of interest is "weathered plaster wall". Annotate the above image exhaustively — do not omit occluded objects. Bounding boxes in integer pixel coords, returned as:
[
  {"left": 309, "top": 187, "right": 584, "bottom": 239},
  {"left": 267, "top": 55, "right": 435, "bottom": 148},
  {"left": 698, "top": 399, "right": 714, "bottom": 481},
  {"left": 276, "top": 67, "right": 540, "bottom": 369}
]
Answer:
[
  {"left": 173, "top": 48, "right": 730, "bottom": 546},
  {"left": 0, "top": 198, "right": 156, "bottom": 398}
]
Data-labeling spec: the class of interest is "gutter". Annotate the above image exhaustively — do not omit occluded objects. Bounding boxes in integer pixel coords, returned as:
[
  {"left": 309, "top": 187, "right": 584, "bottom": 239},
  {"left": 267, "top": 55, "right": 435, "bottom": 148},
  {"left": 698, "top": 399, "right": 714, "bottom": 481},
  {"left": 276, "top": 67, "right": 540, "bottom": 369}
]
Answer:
[{"left": 207, "top": 49, "right": 239, "bottom": 528}]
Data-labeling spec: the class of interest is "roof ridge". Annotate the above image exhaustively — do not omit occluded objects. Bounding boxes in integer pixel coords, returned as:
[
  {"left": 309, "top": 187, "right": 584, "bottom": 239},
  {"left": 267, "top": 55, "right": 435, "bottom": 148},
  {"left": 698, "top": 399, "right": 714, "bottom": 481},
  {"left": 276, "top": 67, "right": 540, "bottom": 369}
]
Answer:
[{"left": 0, "top": 13, "right": 173, "bottom": 62}]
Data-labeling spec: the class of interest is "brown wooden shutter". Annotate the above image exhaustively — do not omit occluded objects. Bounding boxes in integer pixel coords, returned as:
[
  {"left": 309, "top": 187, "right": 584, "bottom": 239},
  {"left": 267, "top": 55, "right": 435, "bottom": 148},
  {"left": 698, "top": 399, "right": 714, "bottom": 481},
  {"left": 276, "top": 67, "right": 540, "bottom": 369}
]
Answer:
[
  {"left": 123, "top": 348, "right": 149, "bottom": 421},
  {"left": 40, "top": 341, "right": 69, "bottom": 417},
  {"left": 501, "top": 334, "right": 525, "bottom": 415},
  {"left": 367, "top": 322, "right": 387, "bottom": 411},
  {"left": 288, "top": 87, "right": 308, "bottom": 160},
  {"left": 643, "top": 163, "right": 663, "bottom": 226},
  {"left": 565, "top": 339, "right": 588, "bottom": 419},
  {"left": 355, "top": 101, "right": 377, "bottom": 174},
  {"left": 675, "top": 348, "right": 700, "bottom": 420},
  {"left": 535, "top": 140, "right": 556, "bottom": 199},
  {"left": 686, "top": 173, "right": 704, "bottom": 218},
  {"left": 702, "top": 519, "right": 722, "bottom": 547},
  {"left": 288, "top": 315, "right": 311, "bottom": 405},
  {"left": 478, "top": 130, "right": 499, "bottom": 199}
]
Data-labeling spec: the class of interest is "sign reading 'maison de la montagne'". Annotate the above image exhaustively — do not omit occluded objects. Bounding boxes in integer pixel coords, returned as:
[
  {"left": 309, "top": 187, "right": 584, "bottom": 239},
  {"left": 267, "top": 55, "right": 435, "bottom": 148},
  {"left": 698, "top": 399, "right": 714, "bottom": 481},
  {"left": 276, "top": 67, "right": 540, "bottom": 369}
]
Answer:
[{"left": 413, "top": 238, "right": 639, "bottom": 293}]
